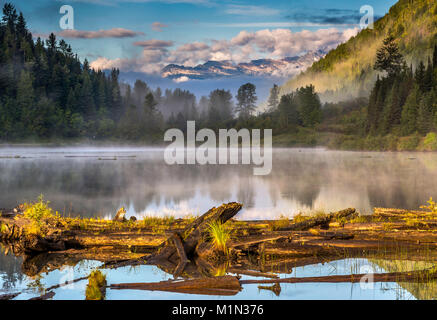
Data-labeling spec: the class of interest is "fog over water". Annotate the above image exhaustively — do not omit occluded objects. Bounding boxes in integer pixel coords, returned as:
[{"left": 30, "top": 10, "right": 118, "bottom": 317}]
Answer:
[{"left": 0, "top": 147, "right": 436, "bottom": 220}]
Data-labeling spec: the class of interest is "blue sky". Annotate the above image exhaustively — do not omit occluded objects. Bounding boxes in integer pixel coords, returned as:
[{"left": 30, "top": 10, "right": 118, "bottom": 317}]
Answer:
[{"left": 4, "top": 0, "right": 398, "bottom": 73}]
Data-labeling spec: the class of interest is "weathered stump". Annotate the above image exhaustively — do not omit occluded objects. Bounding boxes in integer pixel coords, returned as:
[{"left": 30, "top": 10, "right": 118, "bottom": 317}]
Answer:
[{"left": 147, "top": 202, "right": 242, "bottom": 267}]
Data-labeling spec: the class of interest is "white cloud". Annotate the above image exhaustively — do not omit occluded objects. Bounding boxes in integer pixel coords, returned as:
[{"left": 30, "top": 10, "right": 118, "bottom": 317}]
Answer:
[
  {"left": 58, "top": 28, "right": 145, "bottom": 39},
  {"left": 225, "top": 5, "right": 280, "bottom": 16},
  {"left": 133, "top": 39, "right": 174, "bottom": 48},
  {"left": 151, "top": 22, "right": 169, "bottom": 32},
  {"left": 173, "top": 76, "right": 190, "bottom": 83},
  {"left": 90, "top": 27, "right": 359, "bottom": 76}
]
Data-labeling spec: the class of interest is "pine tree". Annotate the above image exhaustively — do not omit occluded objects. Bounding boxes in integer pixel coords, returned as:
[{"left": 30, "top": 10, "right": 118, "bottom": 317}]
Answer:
[
  {"left": 278, "top": 93, "right": 299, "bottom": 129},
  {"left": 423, "top": 57, "right": 434, "bottom": 92},
  {"left": 267, "top": 84, "right": 280, "bottom": 111},
  {"left": 296, "top": 85, "right": 322, "bottom": 128},
  {"left": 401, "top": 85, "right": 420, "bottom": 135},
  {"left": 374, "top": 35, "right": 404, "bottom": 77},
  {"left": 236, "top": 83, "right": 257, "bottom": 119},
  {"left": 17, "top": 70, "right": 34, "bottom": 133},
  {"left": 415, "top": 61, "right": 426, "bottom": 92},
  {"left": 367, "top": 75, "right": 381, "bottom": 133},
  {"left": 417, "top": 92, "right": 433, "bottom": 135}
]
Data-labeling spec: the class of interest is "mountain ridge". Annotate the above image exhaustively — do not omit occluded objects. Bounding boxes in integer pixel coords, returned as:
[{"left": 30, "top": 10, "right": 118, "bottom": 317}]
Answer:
[{"left": 161, "top": 50, "right": 326, "bottom": 80}]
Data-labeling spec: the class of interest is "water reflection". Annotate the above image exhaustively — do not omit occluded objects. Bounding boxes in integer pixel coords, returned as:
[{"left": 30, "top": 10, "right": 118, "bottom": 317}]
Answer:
[
  {"left": 0, "top": 147, "right": 436, "bottom": 220},
  {"left": 0, "top": 255, "right": 426, "bottom": 300}
]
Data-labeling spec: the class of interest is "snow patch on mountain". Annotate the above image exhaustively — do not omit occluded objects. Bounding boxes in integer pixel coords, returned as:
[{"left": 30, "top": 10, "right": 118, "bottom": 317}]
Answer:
[{"left": 161, "top": 50, "right": 326, "bottom": 81}]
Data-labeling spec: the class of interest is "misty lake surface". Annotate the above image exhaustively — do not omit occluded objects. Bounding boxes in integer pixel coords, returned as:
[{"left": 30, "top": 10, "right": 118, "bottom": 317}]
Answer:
[
  {"left": 1, "top": 147, "right": 437, "bottom": 300},
  {"left": 0, "top": 146, "right": 436, "bottom": 220}
]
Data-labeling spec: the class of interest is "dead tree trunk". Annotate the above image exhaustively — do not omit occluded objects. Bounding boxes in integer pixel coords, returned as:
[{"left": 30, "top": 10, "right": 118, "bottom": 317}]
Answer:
[
  {"left": 147, "top": 202, "right": 242, "bottom": 266},
  {"left": 276, "top": 208, "right": 356, "bottom": 231},
  {"left": 109, "top": 275, "right": 242, "bottom": 296},
  {"left": 240, "top": 268, "right": 437, "bottom": 284}
]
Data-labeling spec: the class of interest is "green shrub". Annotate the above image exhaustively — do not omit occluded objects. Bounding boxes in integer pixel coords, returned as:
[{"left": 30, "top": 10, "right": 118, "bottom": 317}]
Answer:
[
  {"left": 397, "top": 133, "right": 420, "bottom": 151},
  {"left": 23, "top": 195, "right": 56, "bottom": 222},
  {"left": 422, "top": 132, "right": 437, "bottom": 151}
]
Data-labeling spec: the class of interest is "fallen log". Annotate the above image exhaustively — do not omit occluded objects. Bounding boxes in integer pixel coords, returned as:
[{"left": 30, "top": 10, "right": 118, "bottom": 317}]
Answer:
[
  {"left": 0, "top": 293, "right": 20, "bottom": 300},
  {"left": 230, "top": 234, "right": 288, "bottom": 249},
  {"left": 240, "top": 268, "right": 437, "bottom": 285},
  {"left": 276, "top": 208, "right": 356, "bottom": 231},
  {"left": 29, "top": 291, "right": 55, "bottom": 300},
  {"left": 228, "top": 268, "right": 279, "bottom": 279},
  {"left": 109, "top": 275, "right": 242, "bottom": 296}
]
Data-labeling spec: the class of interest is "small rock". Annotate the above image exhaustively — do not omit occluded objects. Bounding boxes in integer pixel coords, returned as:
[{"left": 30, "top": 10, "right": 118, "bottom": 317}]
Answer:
[{"left": 129, "top": 216, "right": 137, "bottom": 222}]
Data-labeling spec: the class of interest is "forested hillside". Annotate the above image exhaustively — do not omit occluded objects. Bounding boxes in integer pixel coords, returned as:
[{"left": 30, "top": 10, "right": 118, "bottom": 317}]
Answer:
[
  {"left": 0, "top": 4, "right": 127, "bottom": 140},
  {"left": 282, "top": 0, "right": 437, "bottom": 101}
]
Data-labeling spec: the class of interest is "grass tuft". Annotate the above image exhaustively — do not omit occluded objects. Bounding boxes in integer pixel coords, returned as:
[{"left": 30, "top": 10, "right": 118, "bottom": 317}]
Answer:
[{"left": 207, "top": 220, "right": 232, "bottom": 254}]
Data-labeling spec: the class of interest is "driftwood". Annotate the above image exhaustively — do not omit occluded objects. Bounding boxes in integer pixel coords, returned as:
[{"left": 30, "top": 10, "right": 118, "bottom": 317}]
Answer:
[
  {"left": 230, "top": 234, "right": 288, "bottom": 249},
  {"left": 240, "top": 268, "right": 437, "bottom": 285},
  {"left": 276, "top": 208, "right": 356, "bottom": 231},
  {"left": 258, "top": 283, "right": 281, "bottom": 296},
  {"left": 29, "top": 291, "right": 55, "bottom": 300},
  {"left": 0, "top": 293, "right": 20, "bottom": 300},
  {"left": 228, "top": 268, "right": 279, "bottom": 279},
  {"left": 171, "top": 233, "right": 189, "bottom": 278},
  {"left": 109, "top": 275, "right": 242, "bottom": 296}
]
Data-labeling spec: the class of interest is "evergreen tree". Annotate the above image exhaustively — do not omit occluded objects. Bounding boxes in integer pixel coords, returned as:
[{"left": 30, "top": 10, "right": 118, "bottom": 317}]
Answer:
[
  {"left": 277, "top": 93, "right": 299, "bottom": 129},
  {"left": 374, "top": 35, "right": 404, "bottom": 77},
  {"left": 400, "top": 85, "right": 420, "bottom": 135},
  {"left": 236, "top": 83, "right": 257, "bottom": 119},
  {"left": 295, "top": 85, "right": 322, "bottom": 127},
  {"left": 417, "top": 92, "right": 433, "bottom": 135},
  {"left": 267, "top": 84, "right": 280, "bottom": 111}
]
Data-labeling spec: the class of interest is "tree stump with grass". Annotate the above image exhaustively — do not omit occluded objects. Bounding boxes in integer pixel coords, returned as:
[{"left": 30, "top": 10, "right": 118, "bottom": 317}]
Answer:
[{"left": 146, "top": 202, "right": 242, "bottom": 271}]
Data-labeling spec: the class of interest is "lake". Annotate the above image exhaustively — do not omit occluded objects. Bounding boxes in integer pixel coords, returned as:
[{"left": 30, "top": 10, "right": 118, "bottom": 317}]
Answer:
[
  {"left": 0, "top": 147, "right": 436, "bottom": 220},
  {"left": 1, "top": 147, "right": 436, "bottom": 300}
]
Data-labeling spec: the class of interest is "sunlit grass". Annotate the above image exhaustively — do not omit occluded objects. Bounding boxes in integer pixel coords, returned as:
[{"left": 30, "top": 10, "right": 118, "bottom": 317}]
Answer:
[
  {"left": 207, "top": 220, "right": 232, "bottom": 254},
  {"left": 85, "top": 270, "right": 107, "bottom": 300}
]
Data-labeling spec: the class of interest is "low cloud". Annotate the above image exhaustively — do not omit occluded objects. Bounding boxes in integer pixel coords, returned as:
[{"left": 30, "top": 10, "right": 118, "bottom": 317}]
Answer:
[
  {"left": 133, "top": 39, "right": 174, "bottom": 48},
  {"left": 58, "top": 28, "right": 145, "bottom": 39},
  {"left": 152, "top": 22, "right": 169, "bottom": 32},
  {"left": 225, "top": 5, "right": 280, "bottom": 16},
  {"left": 173, "top": 76, "right": 190, "bottom": 83}
]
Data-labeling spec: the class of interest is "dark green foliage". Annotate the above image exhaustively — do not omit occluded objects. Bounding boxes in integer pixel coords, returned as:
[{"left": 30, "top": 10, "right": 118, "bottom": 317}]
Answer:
[
  {"left": 236, "top": 83, "right": 257, "bottom": 120},
  {"left": 267, "top": 84, "right": 279, "bottom": 111},
  {"left": 277, "top": 93, "right": 299, "bottom": 129},
  {"left": 0, "top": 4, "right": 165, "bottom": 142},
  {"left": 368, "top": 42, "right": 437, "bottom": 138},
  {"left": 374, "top": 35, "right": 404, "bottom": 77},
  {"left": 295, "top": 85, "right": 322, "bottom": 128}
]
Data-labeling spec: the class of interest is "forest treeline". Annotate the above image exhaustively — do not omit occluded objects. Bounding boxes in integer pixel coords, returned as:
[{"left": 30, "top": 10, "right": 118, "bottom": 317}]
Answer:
[
  {"left": 327, "top": 37, "right": 437, "bottom": 151},
  {"left": 0, "top": 3, "right": 321, "bottom": 142},
  {"left": 1, "top": 3, "right": 436, "bottom": 151}
]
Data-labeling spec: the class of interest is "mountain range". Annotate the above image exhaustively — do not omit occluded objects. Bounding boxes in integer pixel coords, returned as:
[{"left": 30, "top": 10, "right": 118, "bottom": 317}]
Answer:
[{"left": 161, "top": 50, "right": 326, "bottom": 81}]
